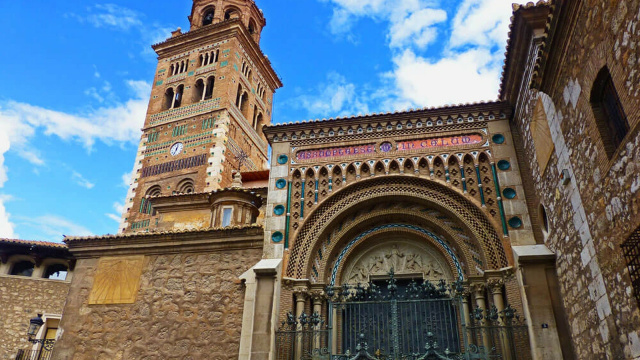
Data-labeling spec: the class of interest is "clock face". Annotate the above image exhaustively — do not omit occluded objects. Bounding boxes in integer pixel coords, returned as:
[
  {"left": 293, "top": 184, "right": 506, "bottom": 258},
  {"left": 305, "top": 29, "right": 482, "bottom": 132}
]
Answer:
[{"left": 170, "top": 142, "right": 184, "bottom": 156}]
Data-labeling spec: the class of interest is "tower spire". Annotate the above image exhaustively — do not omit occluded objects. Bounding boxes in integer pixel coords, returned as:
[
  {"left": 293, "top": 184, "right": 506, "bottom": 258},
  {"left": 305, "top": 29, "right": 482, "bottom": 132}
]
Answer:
[{"left": 118, "top": 0, "right": 281, "bottom": 234}]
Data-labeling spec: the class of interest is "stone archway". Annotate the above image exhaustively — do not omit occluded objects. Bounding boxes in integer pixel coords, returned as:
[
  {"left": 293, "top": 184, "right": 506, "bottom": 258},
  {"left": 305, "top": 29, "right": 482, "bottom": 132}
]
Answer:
[{"left": 286, "top": 176, "right": 509, "bottom": 281}]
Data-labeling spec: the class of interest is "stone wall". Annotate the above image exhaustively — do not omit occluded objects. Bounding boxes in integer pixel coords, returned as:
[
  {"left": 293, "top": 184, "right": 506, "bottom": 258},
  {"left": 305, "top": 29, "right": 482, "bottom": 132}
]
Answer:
[
  {"left": 53, "top": 248, "right": 262, "bottom": 360},
  {"left": 511, "top": 1, "right": 640, "bottom": 358},
  {"left": 0, "top": 276, "right": 70, "bottom": 360}
]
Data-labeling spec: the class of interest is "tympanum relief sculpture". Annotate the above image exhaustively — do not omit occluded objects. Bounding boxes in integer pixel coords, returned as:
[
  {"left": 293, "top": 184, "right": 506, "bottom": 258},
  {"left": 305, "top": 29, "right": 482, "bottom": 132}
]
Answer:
[{"left": 341, "top": 241, "right": 452, "bottom": 285}]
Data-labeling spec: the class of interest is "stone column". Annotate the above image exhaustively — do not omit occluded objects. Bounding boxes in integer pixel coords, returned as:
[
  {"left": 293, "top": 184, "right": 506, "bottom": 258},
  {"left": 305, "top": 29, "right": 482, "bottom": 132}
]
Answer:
[
  {"left": 488, "top": 279, "right": 506, "bottom": 325},
  {"left": 472, "top": 283, "right": 491, "bottom": 354},
  {"left": 294, "top": 287, "right": 308, "bottom": 360},
  {"left": 461, "top": 287, "right": 473, "bottom": 340},
  {"left": 489, "top": 278, "right": 511, "bottom": 360},
  {"left": 311, "top": 291, "right": 324, "bottom": 351},
  {"left": 201, "top": 82, "right": 208, "bottom": 101}
]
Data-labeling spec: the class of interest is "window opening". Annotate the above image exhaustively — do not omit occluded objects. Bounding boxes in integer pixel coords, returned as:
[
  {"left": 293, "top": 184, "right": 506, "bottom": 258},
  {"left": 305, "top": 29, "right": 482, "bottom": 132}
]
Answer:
[
  {"left": 591, "top": 66, "right": 629, "bottom": 158},
  {"left": 43, "top": 264, "right": 68, "bottom": 280},
  {"left": 202, "top": 10, "right": 215, "bottom": 26},
  {"left": 10, "top": 260, "right": 35, "bottom": 277},
  {"left": 222, "top": 207, "right": 233, "bottom": 227}
]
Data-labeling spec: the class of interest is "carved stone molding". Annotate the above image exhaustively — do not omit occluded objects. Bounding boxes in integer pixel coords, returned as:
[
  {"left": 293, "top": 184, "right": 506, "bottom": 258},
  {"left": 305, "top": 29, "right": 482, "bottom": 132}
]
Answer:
[{"left": 341, "top": 241, "right": 453, "bottom": 285}]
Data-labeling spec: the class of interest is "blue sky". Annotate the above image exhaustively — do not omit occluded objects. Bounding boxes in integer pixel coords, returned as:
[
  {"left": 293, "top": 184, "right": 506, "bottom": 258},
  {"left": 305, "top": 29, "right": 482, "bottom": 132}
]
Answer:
[{"left": 0, "top": 0, "right": 516, "bottom": 242}]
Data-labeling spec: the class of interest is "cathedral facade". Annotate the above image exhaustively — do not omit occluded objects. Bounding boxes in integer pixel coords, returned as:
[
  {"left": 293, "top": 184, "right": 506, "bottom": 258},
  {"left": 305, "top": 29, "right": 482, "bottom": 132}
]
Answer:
[{"left": 2, "top": 0, "right": 640, "bottom": 359}]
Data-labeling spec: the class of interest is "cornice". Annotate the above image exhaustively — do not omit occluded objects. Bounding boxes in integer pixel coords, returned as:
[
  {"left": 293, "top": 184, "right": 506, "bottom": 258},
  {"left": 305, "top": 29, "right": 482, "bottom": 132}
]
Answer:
[
  {"left": 264, "top": 101, "right": 511, "bottom": 144},
  {"left": 65, "top": 226, "right": 264, "bottom": 258}
]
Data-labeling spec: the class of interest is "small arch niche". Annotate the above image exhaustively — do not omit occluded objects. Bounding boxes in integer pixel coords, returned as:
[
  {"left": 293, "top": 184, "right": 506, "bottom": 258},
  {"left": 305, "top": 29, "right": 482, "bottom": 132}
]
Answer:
[
  {"left": 10, "top": 260, "right": 35, "bottom": 277},
  {"left": 43, "top": 263, "right": 68, "bottom": 281},
  {"left": 177, "top": 179, "right": 195, "bottom": 194}
]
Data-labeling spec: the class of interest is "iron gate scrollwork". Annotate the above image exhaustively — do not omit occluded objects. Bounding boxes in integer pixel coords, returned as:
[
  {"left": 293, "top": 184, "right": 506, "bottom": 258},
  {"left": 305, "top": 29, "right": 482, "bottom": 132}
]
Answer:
[{"left": 276, "top": 270, "right": 531, "bottom": 360}]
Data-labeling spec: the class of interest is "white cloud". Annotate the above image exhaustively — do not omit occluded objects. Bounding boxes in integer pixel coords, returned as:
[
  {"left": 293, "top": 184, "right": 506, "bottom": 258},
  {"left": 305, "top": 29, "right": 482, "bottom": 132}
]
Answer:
[
  {"left": 72, "top": 171, "right": 95, "bottom": 189},
  {"left": 85, "top": 87, "right": 104, "bottom": 103},
  {"left": 121, "top": 170, "right": 134, "bottom": 188},
  {"left": 389, "top": 8, "right": 447, "bottom": 49},
  {"left": 0, "top": 80, "right": 149, "bottom": 237},
  {"left": 326, "top": 0, "right": 446, "bottom": 49},
  {"left": 390, "top": 48, "right": 502, "bottom": 107},
  {"left": 292, "top": 72, "right": 371, "bottom": 118},
  {"left": 450, "top": 0, "right": 513, "bottom": 49},
  {"left": 319, "top": 0, "right": 515, "bottom": 111},
  {"left": 85, "top": 4, "right": 143, "bottom": 31},
  {"left": 105, "top": 213, "right": 121, "bottom": 222},
  {"left": 0, "top": 194, "right": 14, "bottom": 238},
  {"left": 106, "top": 202, "right": 125, "bottom": 223},
  {"left": 16, "top": 215, "right": 93, "bottom": 241}
]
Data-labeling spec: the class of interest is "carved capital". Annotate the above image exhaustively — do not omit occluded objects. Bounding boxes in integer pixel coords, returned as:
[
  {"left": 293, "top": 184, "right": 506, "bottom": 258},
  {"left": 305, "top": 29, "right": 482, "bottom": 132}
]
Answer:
[
  {"left": 487, "top": 278, "right": 504, "bottom": 294},
  {"left": 309, "top": 289, "right": 326, "bottom": 302},
  {"left": 293, "top": 286, "right": 309, "bottom": 299},
  {"left": 470, "top": 282, "right": 485, "bottom": 297}
]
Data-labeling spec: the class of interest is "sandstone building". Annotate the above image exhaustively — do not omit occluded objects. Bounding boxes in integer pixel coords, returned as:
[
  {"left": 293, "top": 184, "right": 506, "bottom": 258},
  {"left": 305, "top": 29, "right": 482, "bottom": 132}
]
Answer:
[{"left": 2, "top": 0, "right": 640, "bottom": 359}]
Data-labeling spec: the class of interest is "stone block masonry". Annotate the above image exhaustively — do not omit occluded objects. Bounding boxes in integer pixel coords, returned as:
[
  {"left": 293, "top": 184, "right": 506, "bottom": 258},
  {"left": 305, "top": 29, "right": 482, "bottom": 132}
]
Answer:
[
  {"left": 0, "top": 276, "right": 70, "bottom": 360},
  {"left": 52, "top": 248, "right": 262, "bottom": 360}
]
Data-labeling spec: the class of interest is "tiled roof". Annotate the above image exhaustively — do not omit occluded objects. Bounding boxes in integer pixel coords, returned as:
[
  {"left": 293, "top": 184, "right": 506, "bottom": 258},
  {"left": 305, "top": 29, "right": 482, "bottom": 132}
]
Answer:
[
  {"left": 149, "top": 186, "right": 264, "bottom": 200},
  {"left": 265, "top": 100, "right": 505, "bottom": 129},
  {"left": 499, "top": 0, "right": 555, "bottom": 99},
  {"left": 64, "top": 224, "right": 263, "bottom": 243},
  {"left": 0, "top": 238, "right": 67, "bottom": 249}
]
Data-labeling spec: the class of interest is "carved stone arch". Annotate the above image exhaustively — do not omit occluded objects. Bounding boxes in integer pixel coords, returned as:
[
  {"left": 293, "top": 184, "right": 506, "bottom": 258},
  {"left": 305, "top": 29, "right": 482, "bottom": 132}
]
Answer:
[
  {"left": 334, "top": 229, "right": 458, "bottom": 286},
  {"left": 308, "top": 207, "right": 482, "bottom": 284},
  {"left": 403, "top": 158, "right": 415, "bottom": 174},
  {"left": 360, "top": 163, "right": 370, "bottom": 177},
  {"left": 388, "top": 160, "right": 401, "bottom": 174},
  {"left": 286, "top": 176, "right": 508, "bottom": 280},
  {"left": 432, "top": 156, "right": 446, "bottom": 181},
  {"left": 374, "top": 161, "right": 385, "bottom": 176},
  {"left": 417, "top": 158, "right": 429, "bottom": 176}
]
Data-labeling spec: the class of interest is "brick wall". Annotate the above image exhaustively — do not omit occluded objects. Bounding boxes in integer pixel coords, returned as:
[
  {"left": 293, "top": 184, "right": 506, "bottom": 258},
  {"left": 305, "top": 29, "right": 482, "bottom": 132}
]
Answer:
[
  {"left": 0, "top": 276, "right": 70, "bottom": 360},
  {"left": 52, "top": 248, "right": 262, "bottom": 360},
  {"left": 512, "top": 1, "right": 640, "bottom": 358}
]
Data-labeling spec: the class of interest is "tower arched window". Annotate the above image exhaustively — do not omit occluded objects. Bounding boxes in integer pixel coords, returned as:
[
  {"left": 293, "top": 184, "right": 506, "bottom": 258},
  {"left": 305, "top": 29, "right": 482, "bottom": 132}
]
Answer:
[
  {"left": 240, "top": 92, "right": 250, "bottom": 119},
  {"left": 255, "top": 113, "right": 264, "bottom": 133},
  {"left": 205, "top": 76, "right": 215, "bottom": 99},
  {"left": 164, "top": 88, "right": 175, "bottom": 110},
  {"left": 202, "top": 9, "right": 215, "bottom": 26},
  {"left": 194, "top": 79, "right": 205, "bottom": 102},
  {"left": 174, "top": 85, "right": 184, "bottom": 108},
  {"left": 236, "top": 84, "right": 244, "bottom": 108},
  {"left": 590, "top": 66, "right": 629, "bottom": 158},
  {"left": 224, "top": 9, "right": 239, "bottom": 21},
  {"left": 142, "top": 185, "right": 162, "bottom": 215},
  {"left": 248, "top": 18, "right": 258, "bottom": 35}
]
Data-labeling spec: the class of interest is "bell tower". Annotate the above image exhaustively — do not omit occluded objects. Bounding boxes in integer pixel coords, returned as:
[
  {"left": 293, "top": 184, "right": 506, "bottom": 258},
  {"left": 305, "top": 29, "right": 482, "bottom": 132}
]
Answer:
[{"left": 119, "top": 0, "right": 282, "bottom": 234}]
